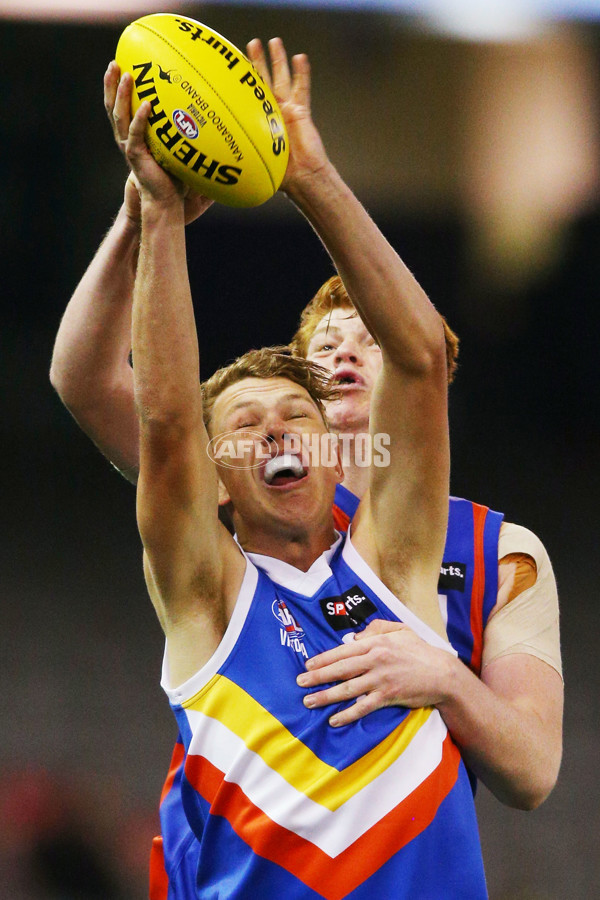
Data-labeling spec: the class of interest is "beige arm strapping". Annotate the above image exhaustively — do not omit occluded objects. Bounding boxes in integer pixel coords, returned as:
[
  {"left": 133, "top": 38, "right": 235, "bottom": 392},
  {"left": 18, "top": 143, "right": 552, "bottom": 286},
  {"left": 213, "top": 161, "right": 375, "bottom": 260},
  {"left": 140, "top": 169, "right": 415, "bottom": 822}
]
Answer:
[{"left": 482, "top": 522, "right": 562, "bottom": 679}]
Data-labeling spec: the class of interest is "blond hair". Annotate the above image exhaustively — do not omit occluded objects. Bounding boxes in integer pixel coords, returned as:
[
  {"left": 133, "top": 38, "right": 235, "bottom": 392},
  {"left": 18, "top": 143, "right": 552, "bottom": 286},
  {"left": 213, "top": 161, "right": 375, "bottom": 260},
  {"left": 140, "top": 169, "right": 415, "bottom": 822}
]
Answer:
[
  {"left": 201, "top": 345, "right": 340, "bottom": 430},
  {"left": 291, "top": 275, "right": 460, "bottom": 383}
]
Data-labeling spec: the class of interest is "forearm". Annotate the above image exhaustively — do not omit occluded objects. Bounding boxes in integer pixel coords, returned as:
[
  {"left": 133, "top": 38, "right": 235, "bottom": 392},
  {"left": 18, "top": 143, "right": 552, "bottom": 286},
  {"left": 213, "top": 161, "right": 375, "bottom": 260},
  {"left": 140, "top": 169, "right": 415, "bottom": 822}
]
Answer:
[
  {"left": 437, "top": 654, "right": 563, "bottom": 809},
  {"left": 133, "top": 197, "right": 201, "bottom": 430},
  {"left": 290, "top": 163, "right": 449, "bottom": 603},
  {"left": 286, "top": 163, "right": 445, "bottom": 371}
]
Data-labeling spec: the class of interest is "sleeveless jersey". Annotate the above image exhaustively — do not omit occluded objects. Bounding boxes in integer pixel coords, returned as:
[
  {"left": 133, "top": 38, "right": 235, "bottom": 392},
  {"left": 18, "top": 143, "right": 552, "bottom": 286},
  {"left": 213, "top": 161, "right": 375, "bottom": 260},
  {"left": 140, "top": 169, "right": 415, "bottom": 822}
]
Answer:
[
  {"left": 151, "top": 486, "right": 503, "bottom": 898},
  {"left": 161, "top": 532, "right": 488, "bottom": 899},
  {"left": 334, "top": 486, "right": 504, "bottom": 676}
]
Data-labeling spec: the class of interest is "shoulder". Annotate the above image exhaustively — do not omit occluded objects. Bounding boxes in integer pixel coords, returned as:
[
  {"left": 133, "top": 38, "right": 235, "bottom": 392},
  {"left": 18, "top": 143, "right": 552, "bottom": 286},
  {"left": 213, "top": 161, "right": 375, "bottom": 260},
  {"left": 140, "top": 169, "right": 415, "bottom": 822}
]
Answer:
[
  {"left": 483, "top": 523, "right": 561, "bottom": 677},
  {"left": 495, "top": 521, "right": 556, "bottom": 611},
  {"left": 498, "top": 521, "right": 551, "bottom": 569}
]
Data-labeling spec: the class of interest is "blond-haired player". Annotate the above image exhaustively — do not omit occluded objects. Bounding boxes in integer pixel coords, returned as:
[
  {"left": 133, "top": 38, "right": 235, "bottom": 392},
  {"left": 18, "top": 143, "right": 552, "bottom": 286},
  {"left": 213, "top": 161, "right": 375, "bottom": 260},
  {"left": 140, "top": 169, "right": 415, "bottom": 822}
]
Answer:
[
  {"left": 51, "top": 37, "right": 562, "bottom": 813},
  {"left": 51, "top": 34, "right": 562, "bottom": 900},
  {"left": 106, "top": 33, "right": 494, "bottom": 897}
]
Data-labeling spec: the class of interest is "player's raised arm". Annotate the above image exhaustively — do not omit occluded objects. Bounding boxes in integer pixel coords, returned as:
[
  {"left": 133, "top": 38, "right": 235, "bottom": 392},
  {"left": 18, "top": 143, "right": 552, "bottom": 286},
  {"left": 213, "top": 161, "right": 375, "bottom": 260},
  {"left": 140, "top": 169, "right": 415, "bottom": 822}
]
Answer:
[
  {"left": 125, "top": 101, "right": 244, "bottom": 686},
  {"left": 51, "top": 63, "right": 212, "bottom": 483},
  {"left": 248, "top": 38, "right": 449, "bottom": 634},
  {"left": 50, "top": 174, "right": 141, "bottom": 482}
]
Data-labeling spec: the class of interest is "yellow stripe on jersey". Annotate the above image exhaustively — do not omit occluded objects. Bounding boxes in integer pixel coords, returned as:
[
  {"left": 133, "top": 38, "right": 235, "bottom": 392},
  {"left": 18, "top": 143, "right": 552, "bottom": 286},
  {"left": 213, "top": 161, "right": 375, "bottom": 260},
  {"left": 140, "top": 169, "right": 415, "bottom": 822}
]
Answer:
[{"left": 182, "top": 673, "right": 435, "bottom": 811}]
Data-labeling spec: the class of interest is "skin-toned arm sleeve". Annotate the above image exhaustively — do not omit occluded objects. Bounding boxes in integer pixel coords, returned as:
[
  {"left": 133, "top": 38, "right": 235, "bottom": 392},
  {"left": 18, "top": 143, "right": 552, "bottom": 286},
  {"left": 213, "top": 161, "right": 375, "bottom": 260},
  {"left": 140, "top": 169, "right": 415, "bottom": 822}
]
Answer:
[{"left": 483, "top": 522, "right": 562, "bottom": 677}]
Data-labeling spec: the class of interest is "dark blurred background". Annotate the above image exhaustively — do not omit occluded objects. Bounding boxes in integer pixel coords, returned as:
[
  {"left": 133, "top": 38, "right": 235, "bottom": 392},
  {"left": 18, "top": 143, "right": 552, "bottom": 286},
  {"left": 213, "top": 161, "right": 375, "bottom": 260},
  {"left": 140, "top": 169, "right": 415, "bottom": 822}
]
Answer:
[{"left": 0, "top": 1, "right": 598, "bottom": 897}]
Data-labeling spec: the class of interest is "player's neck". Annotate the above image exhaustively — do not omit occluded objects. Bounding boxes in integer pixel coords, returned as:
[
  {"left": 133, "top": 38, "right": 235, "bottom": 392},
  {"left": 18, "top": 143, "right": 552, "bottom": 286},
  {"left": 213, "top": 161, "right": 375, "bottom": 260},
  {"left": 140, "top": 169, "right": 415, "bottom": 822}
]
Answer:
[
  {"left": 237, "top": 521, "right": 337, "bottom": 572},
  {"left": 335, "top": 429, "right": 370, "bottom": 499},
  {"left": 340, "top": 462, "right": 369, "bottom": 499}
]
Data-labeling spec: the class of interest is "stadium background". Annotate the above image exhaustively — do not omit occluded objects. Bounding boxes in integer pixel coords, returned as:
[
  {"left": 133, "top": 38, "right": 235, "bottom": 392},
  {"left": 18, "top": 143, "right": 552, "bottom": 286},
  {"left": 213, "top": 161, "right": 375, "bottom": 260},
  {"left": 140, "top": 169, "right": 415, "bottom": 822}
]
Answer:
[{"left": 0, "top": 1, "right": 598, "bottom": 896}]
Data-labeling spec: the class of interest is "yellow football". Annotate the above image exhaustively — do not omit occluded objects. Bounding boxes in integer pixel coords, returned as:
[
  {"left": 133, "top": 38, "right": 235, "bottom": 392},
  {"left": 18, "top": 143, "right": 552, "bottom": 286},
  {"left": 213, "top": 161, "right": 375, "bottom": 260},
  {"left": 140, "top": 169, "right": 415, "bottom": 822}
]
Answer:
[{"left": 115, "top": 14, "right": 289, "bottom": 207}]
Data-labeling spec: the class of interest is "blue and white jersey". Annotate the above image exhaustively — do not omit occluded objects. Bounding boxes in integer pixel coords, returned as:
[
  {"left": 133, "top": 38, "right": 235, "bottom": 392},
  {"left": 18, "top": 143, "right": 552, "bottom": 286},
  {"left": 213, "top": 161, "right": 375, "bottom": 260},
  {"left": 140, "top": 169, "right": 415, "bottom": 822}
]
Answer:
[
  {"left": 151, "top": 488, "right": 503, "bottom": 899},
  {"left": 159, "top": 531, "right": 488, "bottom": 899}
]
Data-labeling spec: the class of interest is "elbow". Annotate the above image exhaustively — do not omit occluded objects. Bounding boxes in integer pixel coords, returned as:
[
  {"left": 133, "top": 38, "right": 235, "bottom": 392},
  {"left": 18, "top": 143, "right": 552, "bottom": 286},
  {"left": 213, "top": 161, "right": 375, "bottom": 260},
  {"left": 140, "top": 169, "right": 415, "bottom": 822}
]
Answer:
[
  {"left": 498, "top": 757, "right": 562, "bottom": 811},
  {"left": 423, "top": 317, "right": 449, "bottom": 377},
  {"left": 49, "top": 356, "right": 97, "bottom": 417},
  {"left": 518, "top": 734, "right": 563, "bottom": 810},
  {"left": 400, "top": 315, "right": 449, "bottom": 381},
  {"left": 509, "top": 784, "right": 555, "bottom": 812},
  {"left": 136, "top": 394, "right": 202, "bottom": 440},
  {"left": 520, "top": 766, "right": 561, "bottom": 811},
  {"left": 49, "top": 358, "right": 80, "bottom": 411},
  {"left": 49, "top": 350, "right": 86, "bottom": 409},
  {"left": 49, "top": 355, "right": 66, "bottom": 397}
]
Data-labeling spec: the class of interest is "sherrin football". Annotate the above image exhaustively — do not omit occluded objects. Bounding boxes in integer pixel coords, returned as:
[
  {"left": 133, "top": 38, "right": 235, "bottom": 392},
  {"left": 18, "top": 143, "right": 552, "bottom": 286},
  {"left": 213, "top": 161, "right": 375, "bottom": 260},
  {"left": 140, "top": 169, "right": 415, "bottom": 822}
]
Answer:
[{"left": 115, "top": 14, "right": 289, "bottom": 207}]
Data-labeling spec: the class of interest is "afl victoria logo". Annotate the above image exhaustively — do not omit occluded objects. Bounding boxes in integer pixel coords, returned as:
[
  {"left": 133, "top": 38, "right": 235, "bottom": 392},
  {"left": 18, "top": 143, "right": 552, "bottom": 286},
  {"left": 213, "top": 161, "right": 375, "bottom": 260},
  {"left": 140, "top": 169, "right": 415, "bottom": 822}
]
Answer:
[
  {"left": 173, "top": 109, "right": 199, "bottom": 139},
  {"left": 272, "top": 600, "right": 304, "bottom": 639}
]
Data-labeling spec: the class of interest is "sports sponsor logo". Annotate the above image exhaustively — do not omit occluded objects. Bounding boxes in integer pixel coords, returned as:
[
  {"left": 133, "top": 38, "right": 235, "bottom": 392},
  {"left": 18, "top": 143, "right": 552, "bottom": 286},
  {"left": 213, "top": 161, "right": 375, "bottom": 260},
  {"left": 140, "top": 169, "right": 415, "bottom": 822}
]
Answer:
[
  {"left": 173, "top": 108, "right": 199, "bottom": 139},
  {"left": 239, "top": 69, "right": 286, "bottom": 156},
  {"left": 174, "top": 19, "right": 241, "bottom": 71},
  {"left": 272, "top": 599, "right": 308, "bottom": 658},
  {"left": 320, "top": 586, "right": 377, "bottom": 631},
  {"left": 131, "top": 61, "right": 243, "bottom": 186},
  {"left": 438, "top": 562, "right": 467, "bottom": 592},
  {"left": 157, "top": 64, "right": 180, "bottom": 84}
]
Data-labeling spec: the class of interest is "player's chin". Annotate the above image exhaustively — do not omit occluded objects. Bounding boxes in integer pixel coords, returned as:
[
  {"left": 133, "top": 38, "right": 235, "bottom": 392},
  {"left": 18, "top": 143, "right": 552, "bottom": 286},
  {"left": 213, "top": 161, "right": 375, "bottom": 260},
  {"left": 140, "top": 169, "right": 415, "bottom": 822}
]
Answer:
[{"left": 325, "top": 399, "right": 369, "bottom": 431}]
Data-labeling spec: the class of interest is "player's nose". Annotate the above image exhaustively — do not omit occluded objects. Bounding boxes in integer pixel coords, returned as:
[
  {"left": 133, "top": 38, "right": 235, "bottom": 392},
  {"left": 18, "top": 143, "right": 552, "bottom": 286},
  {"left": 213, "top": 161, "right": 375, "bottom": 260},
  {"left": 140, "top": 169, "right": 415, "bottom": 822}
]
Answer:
[
  {"left": 334, "top": 337, "right": 362, "bottom": 364},
  {"left": 264, "top": 417, "right": 288, "bottom": 449}
]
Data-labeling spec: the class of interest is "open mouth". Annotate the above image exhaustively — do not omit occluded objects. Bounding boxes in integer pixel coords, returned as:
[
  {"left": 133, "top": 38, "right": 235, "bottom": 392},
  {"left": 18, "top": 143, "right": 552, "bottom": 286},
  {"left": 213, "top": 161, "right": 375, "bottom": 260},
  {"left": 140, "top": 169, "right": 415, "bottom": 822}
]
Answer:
[
  {"left": 332, "top": 368, "right": 363, "bottom": 388},
  {"left": 264, "top": 453, "right": 308, "bottom": 487}
]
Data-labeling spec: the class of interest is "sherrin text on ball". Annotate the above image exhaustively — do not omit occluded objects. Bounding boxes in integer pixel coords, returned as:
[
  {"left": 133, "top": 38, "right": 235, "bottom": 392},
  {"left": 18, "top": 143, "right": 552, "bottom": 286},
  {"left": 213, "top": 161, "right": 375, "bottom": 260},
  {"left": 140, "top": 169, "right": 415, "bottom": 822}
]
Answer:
[{"left": 116, "top": 14, "right": 289, "bottom": 207}]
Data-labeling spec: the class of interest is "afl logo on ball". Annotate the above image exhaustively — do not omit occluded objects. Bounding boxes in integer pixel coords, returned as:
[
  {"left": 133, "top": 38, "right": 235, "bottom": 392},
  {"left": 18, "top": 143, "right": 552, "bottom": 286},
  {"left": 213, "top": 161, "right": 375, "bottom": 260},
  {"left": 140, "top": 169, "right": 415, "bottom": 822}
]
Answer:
[{"left": 173, "top": 109, "right": 199, "bottom": 139}]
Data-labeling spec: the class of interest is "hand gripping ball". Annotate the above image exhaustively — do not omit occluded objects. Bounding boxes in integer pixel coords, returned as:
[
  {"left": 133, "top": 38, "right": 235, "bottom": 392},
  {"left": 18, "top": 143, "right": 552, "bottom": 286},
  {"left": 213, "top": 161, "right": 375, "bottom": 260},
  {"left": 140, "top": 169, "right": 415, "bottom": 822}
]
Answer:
[{"left": 116, "top": 14, "right": 289, "bottom": 207}]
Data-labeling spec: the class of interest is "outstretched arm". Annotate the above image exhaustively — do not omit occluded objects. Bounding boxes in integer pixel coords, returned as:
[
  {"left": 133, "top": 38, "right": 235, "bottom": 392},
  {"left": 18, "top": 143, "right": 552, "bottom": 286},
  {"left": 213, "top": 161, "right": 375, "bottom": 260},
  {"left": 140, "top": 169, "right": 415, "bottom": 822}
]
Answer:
[
  {"left": 252, "top": 40, "right": 563, "bottom": 809},
  {"left": 124, "top": 101, "right": 244, "bottom": 687},
  {"left": 249, "top": 39, "right": 449, "bottom": 635},
  {"left": 50, "top": 175, "right": 141, "bottom": 480},
  {"left": 51, "top": 62, "right": 211, "bottom": 483}
]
